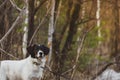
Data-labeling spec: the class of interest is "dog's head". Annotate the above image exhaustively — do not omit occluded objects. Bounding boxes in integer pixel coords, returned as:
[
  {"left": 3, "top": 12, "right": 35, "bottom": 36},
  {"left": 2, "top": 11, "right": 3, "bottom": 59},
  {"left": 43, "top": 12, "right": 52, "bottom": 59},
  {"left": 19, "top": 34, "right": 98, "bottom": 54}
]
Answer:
[{"left": 27, "top": 44, "right": 49, "bottom": 59}]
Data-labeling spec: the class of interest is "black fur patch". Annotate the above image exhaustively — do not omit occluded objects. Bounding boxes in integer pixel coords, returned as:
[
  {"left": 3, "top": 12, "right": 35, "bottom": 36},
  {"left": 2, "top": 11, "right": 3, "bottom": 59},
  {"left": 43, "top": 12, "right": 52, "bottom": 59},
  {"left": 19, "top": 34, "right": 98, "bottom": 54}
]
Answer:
[
  {"left": 39, "top": 45, "right": 49, "bottom": 55},
  {"left": 27, "top": 44, "right": 49, "bottom": 58}
]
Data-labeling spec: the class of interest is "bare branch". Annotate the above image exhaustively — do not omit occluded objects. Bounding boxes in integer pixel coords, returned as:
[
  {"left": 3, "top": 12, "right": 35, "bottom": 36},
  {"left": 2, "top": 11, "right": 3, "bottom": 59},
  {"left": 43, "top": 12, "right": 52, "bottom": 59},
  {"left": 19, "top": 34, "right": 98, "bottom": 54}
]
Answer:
[
  {"left": 70, "top": 31, "right": 87, "bottom": 80},
  {"left": 9, "top": 0, "right": 22, "bottom": 12},
  {"left": 29, "top": 7, "right": 51, "bottom": 46},
  {"left": 41, "top": 65, "right": 70, "bottom": 80},
  {"left": 0, "top": 0, "right": 7, "bottom": 9},
  {"left": 0, "top": 8, "right": 26, "bottom": 44},
  {"left": 70, "top": 26, "right": 95, "bottom": 80},
  {"left": 34, "top": 0, "right": 48, "bottom": 15},
  {"left": 54, "top": 0, "right": 62, "bottom": 27},
  {"left": 76, "top": 17, "right": 96, "bottom": 25},
  {"left": 91, "top": 62, "right": 115, "bottom": 80},
  {"left": 92, "top": 55, "right": 120, "bottom": 80},
  {"left": 62, "top": 66, "right": 76, "bottom": 75},
  {"left": 0, "top": 48, "right": 19, "bottom": 60},
  {"left": 101, "top": 0, "right": 114, "bottom": 5}
]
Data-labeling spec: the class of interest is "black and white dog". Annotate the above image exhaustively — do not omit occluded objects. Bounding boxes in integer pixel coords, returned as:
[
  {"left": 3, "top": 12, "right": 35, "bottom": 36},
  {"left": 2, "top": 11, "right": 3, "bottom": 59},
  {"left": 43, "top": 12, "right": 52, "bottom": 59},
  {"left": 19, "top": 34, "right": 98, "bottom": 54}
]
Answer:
[{"left": 0, "top": 44, "right": 49, "bottom": 80}]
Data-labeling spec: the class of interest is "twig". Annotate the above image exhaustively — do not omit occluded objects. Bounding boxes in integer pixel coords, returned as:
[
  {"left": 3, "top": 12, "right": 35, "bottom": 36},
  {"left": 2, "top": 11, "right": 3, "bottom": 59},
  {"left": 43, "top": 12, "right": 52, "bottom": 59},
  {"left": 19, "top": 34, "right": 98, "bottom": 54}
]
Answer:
[
  {"left": 82, "top": 0, "right": 93, "bottom": 3},
  {"left": 70, "top": 32, "right": 87, "bottom": 80},
  {"left": 76, "top": 18, "right": 95, "bottom": 26},
  {"left": 54, "top": 0, "right": 62, "bottom": 27},
  {"left": 62, "top": 66, "right": 76, "bottom": 75},
  {"left": 91, "top": 62, "right": 115, "bottom": 80},
  {"left": 0, "top": 0, "right": 7, "bottom": 9},
  {"left": 34, "top": 0, "right": 48, "bottom": 15},
  {"left": 101, "top": 0, "right": 114, "bottom": 4},
  {"left": 0, "top": 8, "right": 26, "bottom": 44},
  {"left": 41, "top": 65, "right": 70, "bottom": 80},
  {"left": 29, "top": 7, "right": 51, "bottom": 46},
  {"left": 9, "top": 0, "right": 22, "bottom": 12},
  {"left": 0, "top": 48, "right": 19, "bottom": 60},
  {"left": 70, "top": 26, "right": 95, "bottom": 80}
]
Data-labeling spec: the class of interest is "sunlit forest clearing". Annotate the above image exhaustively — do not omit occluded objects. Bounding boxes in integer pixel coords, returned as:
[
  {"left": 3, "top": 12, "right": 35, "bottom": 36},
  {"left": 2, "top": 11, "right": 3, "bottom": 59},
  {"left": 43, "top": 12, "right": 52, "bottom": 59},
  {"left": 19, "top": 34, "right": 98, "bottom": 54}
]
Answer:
[{"left": 0, "top": 0, "right": 120, "bottom": 80}]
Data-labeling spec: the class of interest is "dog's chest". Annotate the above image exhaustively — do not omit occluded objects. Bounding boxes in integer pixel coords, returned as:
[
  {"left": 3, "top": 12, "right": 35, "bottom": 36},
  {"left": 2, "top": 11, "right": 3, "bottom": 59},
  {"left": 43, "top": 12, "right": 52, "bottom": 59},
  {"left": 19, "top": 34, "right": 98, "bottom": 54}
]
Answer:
[
  {"left": 21, "top": 61, "right": 43, "bottom": 80},
  {"left": 29, "top": 65, "right": 43, "bottom": 78}
]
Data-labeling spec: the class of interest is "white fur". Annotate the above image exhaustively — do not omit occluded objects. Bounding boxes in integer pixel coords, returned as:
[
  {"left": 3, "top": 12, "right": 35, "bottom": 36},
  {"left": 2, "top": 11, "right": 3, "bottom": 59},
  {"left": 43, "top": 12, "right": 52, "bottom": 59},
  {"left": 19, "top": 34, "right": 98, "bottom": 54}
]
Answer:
[
  {"left": 95, "top": 69, "right": 120, "bottom": 80},
  {"left": 37, "top": 50, "right": 44, "bottom": 58},
  {"left": 0, "top": 56, "right": 46, "bottom": 80}
]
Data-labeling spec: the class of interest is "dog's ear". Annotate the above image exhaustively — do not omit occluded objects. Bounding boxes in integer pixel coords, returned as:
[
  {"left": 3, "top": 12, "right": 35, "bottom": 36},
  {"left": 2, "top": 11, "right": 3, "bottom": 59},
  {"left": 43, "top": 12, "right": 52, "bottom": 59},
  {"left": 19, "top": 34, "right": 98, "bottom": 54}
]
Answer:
[
  {"left": 40, "top": 45, "right": 49, "bottom": 55},
  {"left": 27, "top": 46, "right": 33, "bottom": 54},
  {"left": 27, "top": 44, "right": 38, "bottom": 58}
]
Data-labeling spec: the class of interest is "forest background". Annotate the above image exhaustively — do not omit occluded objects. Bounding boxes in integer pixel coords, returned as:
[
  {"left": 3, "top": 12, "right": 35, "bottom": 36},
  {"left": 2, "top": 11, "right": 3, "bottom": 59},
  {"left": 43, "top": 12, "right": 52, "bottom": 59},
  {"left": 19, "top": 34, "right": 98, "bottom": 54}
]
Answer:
[{"left": 0, "top": 0, "right": 120, "bottom": 80}]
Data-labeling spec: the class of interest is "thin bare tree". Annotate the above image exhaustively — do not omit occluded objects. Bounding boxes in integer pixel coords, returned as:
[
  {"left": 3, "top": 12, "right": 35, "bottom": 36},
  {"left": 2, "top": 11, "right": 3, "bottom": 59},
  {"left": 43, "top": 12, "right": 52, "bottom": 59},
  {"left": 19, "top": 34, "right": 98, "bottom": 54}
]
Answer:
[
  {"left": 48, "top": 0, "right": 55, "bottom": 64},
  {"left": 22, "top": 0, "right": 28, "bottom": 58}
]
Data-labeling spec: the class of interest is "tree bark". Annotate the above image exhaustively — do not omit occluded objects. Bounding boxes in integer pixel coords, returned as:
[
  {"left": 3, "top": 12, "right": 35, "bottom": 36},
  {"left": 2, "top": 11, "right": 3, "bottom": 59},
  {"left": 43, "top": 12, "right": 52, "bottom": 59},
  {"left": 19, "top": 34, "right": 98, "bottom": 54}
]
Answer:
[
  {"left": 0, "top": 1, "right": 13, "bottom": 52},
  {"left": 96, "top": 0, "right": 101, "bottom": 47},
  {"left": 60, "top": 0, "right": 81, "bottom": 71},
  {"left": 111, "top": 0, "right": 120, "bottom": 71},
  {"left": 22, "top": 0, "right": 28, "bottom": 58},
  {"left": 28, "top": 0, "right": 35, "bottom": 45},
  {"left": 48, "top": 0, "right": 55, "bottom": 64},
  {"left": 50, "top": 1, "right": 73, "bottom": 80}
]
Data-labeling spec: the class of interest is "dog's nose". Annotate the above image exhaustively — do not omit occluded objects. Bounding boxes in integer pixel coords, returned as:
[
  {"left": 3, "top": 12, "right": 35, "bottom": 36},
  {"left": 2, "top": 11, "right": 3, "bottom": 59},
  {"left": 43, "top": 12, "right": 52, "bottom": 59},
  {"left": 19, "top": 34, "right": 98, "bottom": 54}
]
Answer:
[
  {"left": 40, "top": 52, "right": 42, "bottom": 57},
  {"left": 39, "top": 52, "right": 44, "bottom": 57}
]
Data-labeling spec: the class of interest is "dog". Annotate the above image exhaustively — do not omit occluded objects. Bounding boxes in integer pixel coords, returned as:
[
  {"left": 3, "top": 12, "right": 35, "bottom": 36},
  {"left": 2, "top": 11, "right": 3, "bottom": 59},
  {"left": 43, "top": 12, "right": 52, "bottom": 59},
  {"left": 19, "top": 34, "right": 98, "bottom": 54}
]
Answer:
[{"left": 0, "top": 44, "right": 49, "bottom": 80}]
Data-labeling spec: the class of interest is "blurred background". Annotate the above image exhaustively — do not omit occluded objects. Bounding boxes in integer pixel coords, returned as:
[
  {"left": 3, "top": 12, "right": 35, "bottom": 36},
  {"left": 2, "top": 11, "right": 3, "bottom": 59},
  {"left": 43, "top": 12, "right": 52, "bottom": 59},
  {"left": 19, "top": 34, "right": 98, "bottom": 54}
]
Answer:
[{"left": 0, "top": 0, "right": 120, "bottom": 80}]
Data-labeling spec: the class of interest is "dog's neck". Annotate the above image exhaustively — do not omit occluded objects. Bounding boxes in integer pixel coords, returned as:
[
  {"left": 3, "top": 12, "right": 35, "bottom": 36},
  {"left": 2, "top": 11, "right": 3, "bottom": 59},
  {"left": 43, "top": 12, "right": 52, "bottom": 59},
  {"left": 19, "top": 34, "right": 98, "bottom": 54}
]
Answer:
[
  {"left": 26, "top": 55, "right": 46, "bottom": 66},
  {"left": 32, "top": 62, "right": 40, "bottom": 65}
]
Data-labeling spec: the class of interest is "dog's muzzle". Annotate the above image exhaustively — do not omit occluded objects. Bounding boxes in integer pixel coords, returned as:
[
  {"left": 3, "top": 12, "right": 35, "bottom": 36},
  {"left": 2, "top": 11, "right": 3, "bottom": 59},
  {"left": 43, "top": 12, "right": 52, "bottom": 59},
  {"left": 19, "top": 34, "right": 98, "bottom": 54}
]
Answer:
[
  {"left": 33, "top": 57, "right": 42, "bottom": 65},
  {"left": 33, "top": 61, "right": 41, "bottom": 65}
]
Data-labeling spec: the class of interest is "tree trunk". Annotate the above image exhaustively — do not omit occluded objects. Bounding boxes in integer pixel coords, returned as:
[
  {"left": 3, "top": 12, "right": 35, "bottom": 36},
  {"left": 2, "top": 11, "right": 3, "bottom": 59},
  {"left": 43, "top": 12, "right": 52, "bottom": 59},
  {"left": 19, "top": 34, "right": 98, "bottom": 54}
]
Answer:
[
  {"left": 22, "top": 0, "right": 28, "bottom": 58},
  {"left": 60, "top": 0, "right": 81, "bottom": 71},
  {"left": 28, "top": 0, "right": 35, "bottom": 45},
  {"left": 96, "top": 0, "right": 101, "bottom": 76},
  {"left": 0, "top": 1, "right": 11, "bottom": 50},
  {"left": 52, "top": 0, "right": 72, "bottom": 80},
  {"left": 0, "top": 1, "right": 14, "bottom": 59},
  {"left": 96, "top": 0, "right": 101, "bottom": 50},
  {"left": 48, "top": 0, "right": 55, "bottom": 64},
  {"left": 70, "top": 1, "right": 85, "bottom": 79},
  {"left": 111, "top": 0, "right": 120, "bottom": 71}
]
